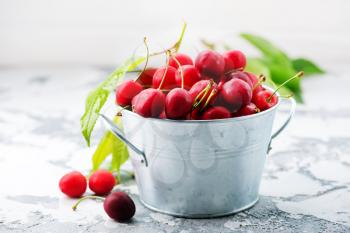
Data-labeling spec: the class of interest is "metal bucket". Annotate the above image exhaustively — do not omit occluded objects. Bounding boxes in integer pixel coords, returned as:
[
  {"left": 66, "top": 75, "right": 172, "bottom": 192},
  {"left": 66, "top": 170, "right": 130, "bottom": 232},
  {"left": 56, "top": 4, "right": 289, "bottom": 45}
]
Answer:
[{"left": 101, "top": 93, "right": 296, "bottom": 218}]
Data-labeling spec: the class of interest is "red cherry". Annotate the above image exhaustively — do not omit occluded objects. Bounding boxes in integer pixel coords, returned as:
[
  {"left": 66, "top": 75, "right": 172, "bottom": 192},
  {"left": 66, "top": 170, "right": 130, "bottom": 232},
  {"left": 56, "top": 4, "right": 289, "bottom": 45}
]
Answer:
[
  {"left": 132, "top": 88, "right": 165, "bottom": 118},
  {"left": 59, "top": 171, "right": 87, "bottom": 198},
  {"left": 195, "top": 50, "right": 225, "bottom": 78},
  {"left": 169, "top": 53, "right": 193, "bottom": 68},
  {"left": 165, "top": 88, "right": 193, "bottom": 119},
  {"left": 245, "top": 72, "right": 259, "bottom": 87},
  {"left": 220, "top": 79, "right": 252, "bottom": 112},
  {"left": 116, "top": 80, "right": 143, "bottom": 107},
  {"left": 189, "top": 80, "right": 217, "bottom": 108},
  {"left": 226, "top": 71, "right": 253, "bottom": 88},
  {"left": 136, "top": 68, "right": 157, "bottom": 87},
  {"left": 103, "top": 191, "right": 136, "bottom": 222},
  {"left": 159, "top": 111, "right": 167, "bottom": 119},
  {"left": 233, "top": 103, "right": 259, "bottom": 117},
  {"left": 252, "top": 85, "right": 265, "bottom": 104},
  {"left": 89, "top": 170, "right": 116, "bottom": 196},
  {"left": 254, "top": 90, "right": 278, "bottom": 111},
  {"left": 152, "top": 66, "right": 177, "bottom": 90},
  {"left": 223, "top": 50, "right": 246, "bottom": 72},
  {"left": 175, "top": 65, "right": 201, "bottom": 90},
  {"left": 201, "top": 106, "right": 231, "bottom": 120}
]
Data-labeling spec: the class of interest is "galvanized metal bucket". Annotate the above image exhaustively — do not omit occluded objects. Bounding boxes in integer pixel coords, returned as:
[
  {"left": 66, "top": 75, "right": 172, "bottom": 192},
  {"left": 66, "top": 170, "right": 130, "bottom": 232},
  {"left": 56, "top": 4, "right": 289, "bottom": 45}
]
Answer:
[{"left": 101, "top": 93, "right": 296, "bottom": 218}]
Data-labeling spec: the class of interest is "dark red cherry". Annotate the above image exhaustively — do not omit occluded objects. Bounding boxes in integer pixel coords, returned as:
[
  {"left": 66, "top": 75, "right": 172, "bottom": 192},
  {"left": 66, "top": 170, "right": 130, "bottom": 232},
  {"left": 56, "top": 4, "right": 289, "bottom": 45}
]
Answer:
[{"left": 195, "top": 50, "right": 225, "bottom": 78}]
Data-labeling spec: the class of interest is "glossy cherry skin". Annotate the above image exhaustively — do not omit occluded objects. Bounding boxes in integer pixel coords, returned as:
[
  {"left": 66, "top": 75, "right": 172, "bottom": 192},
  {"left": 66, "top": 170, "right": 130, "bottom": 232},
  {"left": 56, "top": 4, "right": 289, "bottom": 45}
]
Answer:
[
  {"left": 116, "top": 80, "right": 143, "bottom": 107},
  {"left": 226, "top": 71, "right": 253, "bottom": 88},
  {"left": 59, "top": 171, "right": 87, "bottom": 198},
  {"left": 253, "top": 89, "right": 278, "bottom": 111},
  {"left": 132, "top": 88, "right": 165, "bottom": 118},
  {"left": 165, "top": 88, "right": 193, "bottom": 119},
  {"left": 220, "top": 78, "right": 252, "bottom": 112},
  {"left": 201, "top": 106, "right": 231, "bottom": 120},
  {"left": 88, "top": 170, "right": 116, "bottom": 196},
  {"left": 233, "top": 103, "right": 259, "bottom": 117},
  {"left": 245, "top": 72, "right": 259, "bottom": 87},
  {"left": 103, "top": 191, "right": 136, "bottom": 222},
  {"left": 195, "top": 50, "right": 225, "bottom": 78},
  {"left": 252, "top": 85, "right": 265, "bottom": 104},
  {"left": 175, "top": 65, "right": 201, "bottom": 90},
  {"left": 223, "top": 50, "right": 246, "bottom": 72},
  {"left": 169, "top": 53, "right": 193, "bottom": 68},
  {"left": 189, "top": 80, "right": 217, "bottom": 108},
  {"left": 136, "top": 68, "right": 157, "bottom": 87},
  {"left": 152, "top": 66, "right": 177, "bottom": 90},
  {"left": 159, "top": 111, "right": 167, "bottom": 119}
]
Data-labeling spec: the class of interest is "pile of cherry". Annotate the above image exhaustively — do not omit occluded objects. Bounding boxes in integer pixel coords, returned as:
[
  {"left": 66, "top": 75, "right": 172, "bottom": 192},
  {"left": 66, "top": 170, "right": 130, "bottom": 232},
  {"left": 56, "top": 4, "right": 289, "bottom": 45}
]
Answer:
[
  {"left": 116, "top": 49, "right": 279, "bottom": 120},
  {"left": 59, "top": 170, "right": 135, "bottom": 222}
]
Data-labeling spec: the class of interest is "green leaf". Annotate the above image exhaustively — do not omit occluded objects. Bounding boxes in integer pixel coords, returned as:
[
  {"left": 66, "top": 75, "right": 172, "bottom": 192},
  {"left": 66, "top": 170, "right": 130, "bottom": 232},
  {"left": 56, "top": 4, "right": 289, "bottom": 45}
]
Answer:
[
  {"left": 241, "top": 33, "right": 302, "bottom": 101},
  {"left": 292, "top": 58, "right": 325, "bottom": 76},
  {"left": 91, "top": 116, "right": 129, "bottom": 182},
  {"left": 240, "top": 33, "right": 290, "bottom": 62},
  {"left": 110, "top": 118, "right": 129, "bottom": 181},
  {"left": 80, "top": 57, "right": 145, "bottom": 146}
]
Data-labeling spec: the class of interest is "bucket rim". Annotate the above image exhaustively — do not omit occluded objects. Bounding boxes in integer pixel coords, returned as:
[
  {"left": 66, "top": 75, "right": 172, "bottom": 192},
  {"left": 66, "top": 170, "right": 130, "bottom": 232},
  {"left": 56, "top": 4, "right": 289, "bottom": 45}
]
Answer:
[{"left": 122, "top": 86, "right": 282, "bottom": 124}]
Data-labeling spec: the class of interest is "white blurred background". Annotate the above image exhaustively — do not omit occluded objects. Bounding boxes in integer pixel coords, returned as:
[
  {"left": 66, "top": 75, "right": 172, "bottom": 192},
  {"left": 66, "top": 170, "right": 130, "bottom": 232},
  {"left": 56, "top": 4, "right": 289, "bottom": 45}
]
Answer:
[{"left": 1, "top": 0, "right": 349, "bottom": 68}]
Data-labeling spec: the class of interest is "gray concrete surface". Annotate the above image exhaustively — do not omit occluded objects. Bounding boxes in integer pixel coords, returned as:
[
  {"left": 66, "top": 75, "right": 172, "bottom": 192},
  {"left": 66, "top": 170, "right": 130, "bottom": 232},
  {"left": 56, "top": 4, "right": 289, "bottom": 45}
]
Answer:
[{"left": 0, "top": 66, "right": 349, "bottom": 232}]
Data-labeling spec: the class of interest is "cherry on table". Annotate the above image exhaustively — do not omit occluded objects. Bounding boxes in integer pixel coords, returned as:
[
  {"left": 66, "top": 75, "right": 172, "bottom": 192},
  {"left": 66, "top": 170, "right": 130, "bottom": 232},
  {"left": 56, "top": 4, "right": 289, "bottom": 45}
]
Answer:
[
  {"left": 165, "top": 88, "right": 193, "bottom": 119},
  {"left": 89, "top": 170, "right": 116, "bottom": 196},
  {"left": 132, "top": 88, "right": 165, "bottom": 118},
  {"left": 103, "top": 191, "right": 136, "bottom": 222},
  {"left": 201, "top": 106, "right": 231, "bottom": 120},
  {"left": 72, "top": 191, "right": 136, "bottom": 223},
  {"left": 223, "top": 50, "right": 246, "bottom": 72},
  {"left": 195, "top": 50, "right": 225, "bottom": 78},
  {"left": 169, "top": 53, "right": 193, "bottom": 68},
  {"left": 175, "top": 65, "right": 201, "bottom": 90},
  {"left": 116, "top": 80, "right": 143, "bottom": 107},
  {"left": 59, "top": 171, "right": 87, "bottom": 198},
  {"left": 152, "top": 66, "right": 177, "bottom": 90}
]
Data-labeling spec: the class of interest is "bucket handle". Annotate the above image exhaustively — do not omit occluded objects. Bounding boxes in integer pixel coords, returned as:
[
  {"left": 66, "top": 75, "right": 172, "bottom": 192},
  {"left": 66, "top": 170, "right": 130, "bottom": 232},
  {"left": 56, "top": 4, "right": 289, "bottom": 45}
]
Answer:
[
  {"left": 271, "top": 97, "right": 296, "bottom": 139},
  {"left": 268, "top": 97, "right": 296, "bottom": 153},
  {"left": 100, "top": 114, "right": 148, "bottom": 166}
]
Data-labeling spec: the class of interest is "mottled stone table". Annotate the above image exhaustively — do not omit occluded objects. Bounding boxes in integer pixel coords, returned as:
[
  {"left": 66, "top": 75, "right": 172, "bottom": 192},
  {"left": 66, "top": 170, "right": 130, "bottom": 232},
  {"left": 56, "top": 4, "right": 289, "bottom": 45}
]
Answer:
[{"left": 0, "top": 66, "right": 349, "bottom": 232}]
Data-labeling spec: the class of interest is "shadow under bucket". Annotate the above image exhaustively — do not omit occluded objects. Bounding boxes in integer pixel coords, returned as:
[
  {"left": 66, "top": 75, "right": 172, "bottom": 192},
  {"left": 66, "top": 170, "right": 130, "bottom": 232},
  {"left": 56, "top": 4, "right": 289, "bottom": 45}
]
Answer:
[{"left": 101, "top": 92, "right": 296, "bottom": 218}]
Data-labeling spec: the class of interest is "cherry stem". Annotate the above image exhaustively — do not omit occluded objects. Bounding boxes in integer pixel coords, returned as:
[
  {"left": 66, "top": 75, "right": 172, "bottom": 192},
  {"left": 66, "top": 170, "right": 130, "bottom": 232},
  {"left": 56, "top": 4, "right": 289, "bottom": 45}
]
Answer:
[
  {"left": 267, "top": 71, "right": 304, "bottom": 102},
  {"left": 201, "top": 88, "right": 217, "bottom": 110},
  {"left": 192, "top": 80, "right": 214, "bottom": 109},
  {"left": 253, "top": 74, "right": 266, "bottom": 90},
  {"left": 149, "top": 22, "right": 187, "bottom": 57},
  {"left": 158, "top": 51, "right": 170, "bottom": 90},
  {"left": 135, "top": 37, "right": 150, "bottom": 83},
  {"left": 171, "top": 56, "right": 184, "bottom": 89},
  {"left": 72, "top": 195, "right": 105, "bottom": 211}
]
